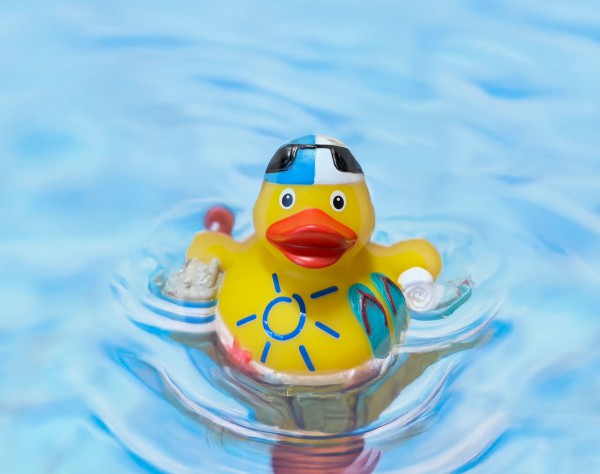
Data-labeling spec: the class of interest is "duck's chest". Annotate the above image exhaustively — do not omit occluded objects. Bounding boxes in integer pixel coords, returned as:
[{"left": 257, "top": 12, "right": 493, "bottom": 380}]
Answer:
[{"left": 216, "top": 259, "right": 407, "bottom": 374}]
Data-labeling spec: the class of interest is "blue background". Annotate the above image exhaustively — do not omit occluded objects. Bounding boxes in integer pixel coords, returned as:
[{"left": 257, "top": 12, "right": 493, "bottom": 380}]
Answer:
[{"left": 1, "top": 1, "right": 600, "bottom": 472}]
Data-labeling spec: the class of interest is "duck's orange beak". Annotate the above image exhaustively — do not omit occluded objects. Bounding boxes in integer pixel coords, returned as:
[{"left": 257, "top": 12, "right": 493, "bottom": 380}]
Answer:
[{"left": 266, "top": 208, "right": 357, "bottom": 269}]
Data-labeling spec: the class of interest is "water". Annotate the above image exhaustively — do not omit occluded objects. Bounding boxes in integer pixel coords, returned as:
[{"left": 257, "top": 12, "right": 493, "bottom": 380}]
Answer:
[{"left": 1, "top": 1, "right": 599, "bottom": 472}]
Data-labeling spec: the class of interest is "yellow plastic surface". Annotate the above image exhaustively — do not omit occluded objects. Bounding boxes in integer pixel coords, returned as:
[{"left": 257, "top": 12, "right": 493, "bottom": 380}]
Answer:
[{"left": 187, "top": 181, "right": 442, "bottom": 376}]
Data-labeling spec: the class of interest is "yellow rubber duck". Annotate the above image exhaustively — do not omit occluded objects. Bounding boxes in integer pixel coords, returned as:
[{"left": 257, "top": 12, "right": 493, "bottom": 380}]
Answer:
[{"left": 187, "top": 135, "right": 441, "bottom": 382}]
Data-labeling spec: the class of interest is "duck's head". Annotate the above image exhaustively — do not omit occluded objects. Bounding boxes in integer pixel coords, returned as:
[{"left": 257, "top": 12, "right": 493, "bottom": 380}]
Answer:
[{"left": 253, "top": 135, "right": 375, "bottom": 270}]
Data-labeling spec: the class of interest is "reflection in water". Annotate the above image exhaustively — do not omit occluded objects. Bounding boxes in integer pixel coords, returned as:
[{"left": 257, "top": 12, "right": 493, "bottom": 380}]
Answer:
[
  {"left": 271, "top": 439, "right": 380, "bottom": 474},
  {"left": 111, "top": 202, "right": 501, "bottom": 473},
  {"left": 116, "top": 328, "right": 493, "bottom": 472}
]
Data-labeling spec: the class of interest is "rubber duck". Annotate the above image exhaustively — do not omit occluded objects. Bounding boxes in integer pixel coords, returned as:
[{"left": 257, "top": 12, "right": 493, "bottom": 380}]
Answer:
[{"left": 187, "top": 135, "right": 442, "bottom": 383}]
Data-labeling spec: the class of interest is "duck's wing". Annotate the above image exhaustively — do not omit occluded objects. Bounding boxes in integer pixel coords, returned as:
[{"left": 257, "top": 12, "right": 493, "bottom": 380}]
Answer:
[
  {"left": 368, "top": 239, "right": 442, "bottom": 280},
  {"left": 187, "top": 232, "right": 256, "bottom": 270}
]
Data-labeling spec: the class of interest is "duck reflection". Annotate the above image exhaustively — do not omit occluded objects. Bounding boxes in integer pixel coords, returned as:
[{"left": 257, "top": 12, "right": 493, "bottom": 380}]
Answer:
[{"left": 271, "top": 438, "right": 379, "bottom": 474}]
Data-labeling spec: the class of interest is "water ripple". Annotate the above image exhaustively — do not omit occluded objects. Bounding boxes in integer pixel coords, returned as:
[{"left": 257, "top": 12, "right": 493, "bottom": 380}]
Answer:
[{"left": 108, "top": 200, "right": 503, "bottom": 472}]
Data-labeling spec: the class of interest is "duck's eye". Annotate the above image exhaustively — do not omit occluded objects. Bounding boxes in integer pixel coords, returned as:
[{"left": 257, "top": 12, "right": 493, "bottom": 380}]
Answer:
[
  {"left": 330, "top": 190, "right": 346, "bottom": 211},
  {"left": 279, "top": 188, "right": 296, "bottom": 209}
]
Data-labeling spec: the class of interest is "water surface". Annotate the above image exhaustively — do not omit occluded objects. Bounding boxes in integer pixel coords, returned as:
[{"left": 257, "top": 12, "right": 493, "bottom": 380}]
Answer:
[{"left": 1, "top": 1, "right": 600, "bottom": 472}]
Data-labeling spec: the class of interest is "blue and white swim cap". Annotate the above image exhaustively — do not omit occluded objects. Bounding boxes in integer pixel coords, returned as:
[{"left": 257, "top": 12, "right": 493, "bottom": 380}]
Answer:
[{"left": 264, "top": 135, "right": 364, "bottom": 185}]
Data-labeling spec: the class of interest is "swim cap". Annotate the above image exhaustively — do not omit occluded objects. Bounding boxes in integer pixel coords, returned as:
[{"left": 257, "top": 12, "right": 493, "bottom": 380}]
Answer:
[{"left": 264, "top": 135, "right": 364, "bottom": 185}]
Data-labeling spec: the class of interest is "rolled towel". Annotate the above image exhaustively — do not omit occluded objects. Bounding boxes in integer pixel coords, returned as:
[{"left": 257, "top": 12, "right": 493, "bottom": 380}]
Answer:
[{"left": 398, "top": 267, "right": 444, "bottom": 312}]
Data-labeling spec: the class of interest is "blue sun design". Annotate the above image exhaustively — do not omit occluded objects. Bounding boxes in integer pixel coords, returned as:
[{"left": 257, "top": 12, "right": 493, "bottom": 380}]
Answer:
[{"left": 235, "top": 273, "right": 340, "bottom": 372}]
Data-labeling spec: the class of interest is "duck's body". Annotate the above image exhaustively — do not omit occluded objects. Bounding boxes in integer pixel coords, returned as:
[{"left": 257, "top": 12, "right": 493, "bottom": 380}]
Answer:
[{"left": 187, "top": 136, "right": 441, "bottom": 380}]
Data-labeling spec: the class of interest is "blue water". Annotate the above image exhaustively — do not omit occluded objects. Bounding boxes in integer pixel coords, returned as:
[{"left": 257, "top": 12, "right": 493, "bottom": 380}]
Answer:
[{"left": 2, "top": 1, "right": 600, "bottom": 472}]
